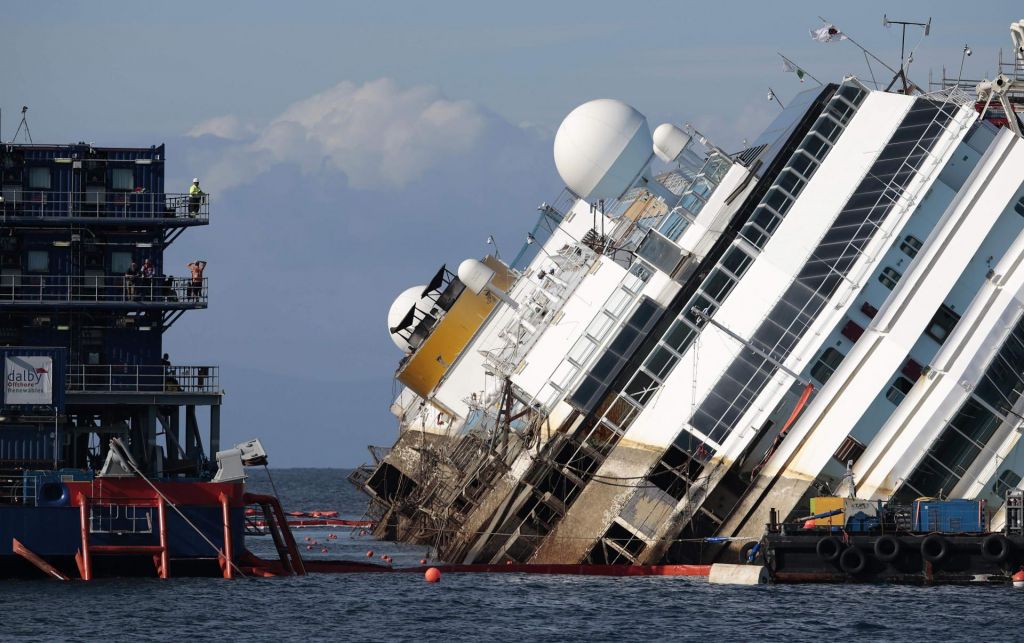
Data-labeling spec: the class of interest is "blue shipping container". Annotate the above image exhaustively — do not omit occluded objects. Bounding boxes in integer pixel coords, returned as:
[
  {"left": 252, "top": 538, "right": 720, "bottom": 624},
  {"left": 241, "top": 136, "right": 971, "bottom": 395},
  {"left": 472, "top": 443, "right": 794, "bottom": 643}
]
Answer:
[{"left": 912, "top": 499, "right": 987, "bottom": 533}]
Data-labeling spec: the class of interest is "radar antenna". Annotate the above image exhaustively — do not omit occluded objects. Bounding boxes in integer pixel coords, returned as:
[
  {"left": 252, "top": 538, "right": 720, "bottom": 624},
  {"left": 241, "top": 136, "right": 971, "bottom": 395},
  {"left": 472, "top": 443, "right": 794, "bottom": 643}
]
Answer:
[{"left": 12, "top": 106, "right": 32, "bottom": 144}]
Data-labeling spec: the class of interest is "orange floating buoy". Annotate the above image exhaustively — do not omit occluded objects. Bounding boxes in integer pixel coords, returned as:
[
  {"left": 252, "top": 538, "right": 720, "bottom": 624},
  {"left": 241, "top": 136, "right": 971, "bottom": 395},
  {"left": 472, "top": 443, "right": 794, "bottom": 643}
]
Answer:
[
  {"left": 425, "top": 567, "right": 441, "bottom": 583},
  {"left": 1013, "top": 567, "right": 1024, "bottom": 588},
  {"left": 802, "top": 519, "right": 816, "bottom": 529},
  {"left": 367, "top": 550, "right": 374, "bottom": 558},
  {"left": 419, "top": 559, "right": 427, "bottom": 565}
]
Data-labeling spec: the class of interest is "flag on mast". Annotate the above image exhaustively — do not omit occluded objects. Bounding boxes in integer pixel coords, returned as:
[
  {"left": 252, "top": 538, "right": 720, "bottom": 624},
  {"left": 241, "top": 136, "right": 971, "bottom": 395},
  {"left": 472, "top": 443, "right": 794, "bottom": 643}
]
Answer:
[
  {"left": 810, "top": 23, "right": 847, "bottom": 43},
  {"left": 782, "top": 58, "right": 807, "bottom": 82}
]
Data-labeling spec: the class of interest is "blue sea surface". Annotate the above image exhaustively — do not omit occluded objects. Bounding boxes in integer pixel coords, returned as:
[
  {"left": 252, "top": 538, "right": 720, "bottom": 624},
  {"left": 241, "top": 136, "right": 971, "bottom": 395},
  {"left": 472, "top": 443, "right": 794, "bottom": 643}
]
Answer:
[{"left": 1, "top": 469, "right": 1022, "bottom": 642}]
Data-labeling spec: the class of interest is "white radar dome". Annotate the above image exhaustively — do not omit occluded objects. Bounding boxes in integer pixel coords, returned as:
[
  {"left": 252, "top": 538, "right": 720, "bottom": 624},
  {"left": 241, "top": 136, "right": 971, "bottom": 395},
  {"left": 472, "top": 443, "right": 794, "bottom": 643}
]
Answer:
[
  {"left": 457, "top": 259, "right": 495, "bottom": 295},
  {"left": 553, "top": 99, "right": 654, "bottom": 203},
  {"left": 387, "top": 285, "right": 428, "bottom": 351},
  {"left": 653, "top": 123, "right": 692, "bottom": 164}
]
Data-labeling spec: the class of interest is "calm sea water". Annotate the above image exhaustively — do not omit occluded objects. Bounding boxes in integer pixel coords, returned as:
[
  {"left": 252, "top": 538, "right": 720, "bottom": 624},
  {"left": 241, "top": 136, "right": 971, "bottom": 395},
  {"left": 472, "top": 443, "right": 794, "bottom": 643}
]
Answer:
[{"left": 1, "top": 468, "right": 1022, "bottom": 642}]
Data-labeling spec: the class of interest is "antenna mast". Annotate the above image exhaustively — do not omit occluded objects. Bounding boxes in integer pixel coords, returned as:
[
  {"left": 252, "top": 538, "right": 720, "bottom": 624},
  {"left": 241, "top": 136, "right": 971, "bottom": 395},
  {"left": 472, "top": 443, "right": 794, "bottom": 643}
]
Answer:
[
  {"left": 882, "top": 14, "right": 932, "bottom": 94},
  {"left": 12, "top": 106, "right": 32, "bottom": 144}
]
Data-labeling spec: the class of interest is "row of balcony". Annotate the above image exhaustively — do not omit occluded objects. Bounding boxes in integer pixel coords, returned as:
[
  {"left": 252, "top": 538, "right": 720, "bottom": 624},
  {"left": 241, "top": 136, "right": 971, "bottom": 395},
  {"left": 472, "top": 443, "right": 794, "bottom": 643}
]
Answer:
[
  {"left": 0, "top": 191, "right": 209, "bottom": 224},
  {"left": 0, "top": 275, "right": 207, "bottom": 307},
  {"left": 66, "top": 364, "right": 219, "bottom": 394}
]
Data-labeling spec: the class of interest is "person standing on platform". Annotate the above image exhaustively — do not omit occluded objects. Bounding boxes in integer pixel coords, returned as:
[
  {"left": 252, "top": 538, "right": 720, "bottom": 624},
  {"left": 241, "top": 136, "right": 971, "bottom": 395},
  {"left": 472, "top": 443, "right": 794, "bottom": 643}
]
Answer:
[
  {"left": 141, "top": 258, "right": 155, "bottom": 300},
  {"left": 187, "top": 260, "right": 206, "bottom": 302},
  {"left": 124, "top": 261, "right": 138, "bottom": 301},
  {"left": 188, "top": 178, "right": 205, "bottom": 217}
]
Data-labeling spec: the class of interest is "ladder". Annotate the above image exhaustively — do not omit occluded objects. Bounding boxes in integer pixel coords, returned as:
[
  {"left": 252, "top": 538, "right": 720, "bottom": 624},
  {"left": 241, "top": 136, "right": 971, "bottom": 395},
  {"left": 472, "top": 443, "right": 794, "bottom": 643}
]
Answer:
[{"left": 74, "top": 493, "right": 169, "bottom": 580}]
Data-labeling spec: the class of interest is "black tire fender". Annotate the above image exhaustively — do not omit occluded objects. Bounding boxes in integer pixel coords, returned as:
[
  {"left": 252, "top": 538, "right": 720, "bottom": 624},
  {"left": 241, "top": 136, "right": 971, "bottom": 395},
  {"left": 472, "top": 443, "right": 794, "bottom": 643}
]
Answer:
[
  {"left": 816, "top": 536, "right": 843, "bottom": 563},
  {"left": 839, "top": 546, "right": 867, "bottom": 575},
  {"left": 921, "top": 534, "right": 949, "bottom": 563},
  {"left": 874, "top": 535, "right": 901, "bottom": 562},
  {"left": 981, "top": 533, "right": 1011, "bottom": 563},
  {"left": 738, "top": 541, "right": 759, "bottom": 564}
]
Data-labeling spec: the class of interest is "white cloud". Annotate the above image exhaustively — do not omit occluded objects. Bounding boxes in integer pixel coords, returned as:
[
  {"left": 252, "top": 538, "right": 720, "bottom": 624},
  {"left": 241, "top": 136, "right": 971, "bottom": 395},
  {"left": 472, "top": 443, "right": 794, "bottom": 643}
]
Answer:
[
  {"left": 186, "top": 114, "right": 256, "bottom": 140},
  {"left": 188, "top": 78, "right": 493, "bottom": 191}
]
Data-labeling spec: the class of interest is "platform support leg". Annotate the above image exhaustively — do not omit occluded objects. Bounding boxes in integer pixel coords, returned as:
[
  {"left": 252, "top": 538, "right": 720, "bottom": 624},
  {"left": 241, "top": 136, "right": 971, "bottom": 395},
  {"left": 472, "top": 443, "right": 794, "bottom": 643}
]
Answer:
[
  {"left": 220, "top": 492, "right": 233, "bottom": 579},
  {"left": 157, "top": 496, "right": 170, "bottom": 579},
  {"left": 209, "top": 405, "right": 221, "bottom": 462},
  {"left": 77, "top": 494, "right": 91, "bottom": 581}
]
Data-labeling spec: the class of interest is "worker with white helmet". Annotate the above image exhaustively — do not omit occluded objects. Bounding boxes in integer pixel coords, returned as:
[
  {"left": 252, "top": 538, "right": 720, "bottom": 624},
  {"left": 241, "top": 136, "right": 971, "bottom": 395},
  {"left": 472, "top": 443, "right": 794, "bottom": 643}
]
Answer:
[{"left": 188, "top": 177, "right": 205, "bottom": 217}]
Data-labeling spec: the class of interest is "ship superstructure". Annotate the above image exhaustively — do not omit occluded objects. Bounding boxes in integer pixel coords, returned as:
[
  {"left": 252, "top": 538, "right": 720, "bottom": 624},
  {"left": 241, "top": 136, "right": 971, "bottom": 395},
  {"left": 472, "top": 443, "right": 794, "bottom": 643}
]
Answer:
[
  {"left": 0, "top": 142, "right": 218, "bottom": 473},
  {"left": 0, "top": 141, "right": 300, "bottom": 579},
  {"left": 353, "top": 20, "right": 1024, "bottom": 566}
]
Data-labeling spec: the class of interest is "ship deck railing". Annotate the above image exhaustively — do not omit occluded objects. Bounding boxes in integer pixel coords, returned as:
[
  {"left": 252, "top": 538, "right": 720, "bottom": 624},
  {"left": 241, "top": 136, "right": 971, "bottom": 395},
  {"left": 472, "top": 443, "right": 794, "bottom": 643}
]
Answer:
[
  {"left": 66, "top": 364, "right": 219, "bottom": 394},
  {"left": 0, "top": 473, "right": 37, "bottom": 506},
  {"left": 0, "top": 191, "right": 209, "bottom": 224},
  {"left": 0, "top": 275, "right": 207, "bottom": 307}
]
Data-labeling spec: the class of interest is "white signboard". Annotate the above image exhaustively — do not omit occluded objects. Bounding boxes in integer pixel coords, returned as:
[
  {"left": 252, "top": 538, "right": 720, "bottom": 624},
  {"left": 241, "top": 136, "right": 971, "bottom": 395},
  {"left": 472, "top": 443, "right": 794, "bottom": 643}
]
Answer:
[{"left": 5, "top": 356, "right": 53, "bottom": 405}]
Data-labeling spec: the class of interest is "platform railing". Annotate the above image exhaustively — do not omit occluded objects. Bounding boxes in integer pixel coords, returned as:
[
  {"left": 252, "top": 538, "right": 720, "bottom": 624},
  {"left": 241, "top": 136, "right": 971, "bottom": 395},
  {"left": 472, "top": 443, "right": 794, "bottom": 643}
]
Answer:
[
  {"left": 0, "top": 474, "right": 36, "bottom": 506},
  {"left": 0, "top": 191, "right": 209, "bottom": 222},
  {"left": 66, "top": 364, "right": 219, "bottom": 394},
  {"left": 0, "top": 275, "right": 207, "bottom": 305}
]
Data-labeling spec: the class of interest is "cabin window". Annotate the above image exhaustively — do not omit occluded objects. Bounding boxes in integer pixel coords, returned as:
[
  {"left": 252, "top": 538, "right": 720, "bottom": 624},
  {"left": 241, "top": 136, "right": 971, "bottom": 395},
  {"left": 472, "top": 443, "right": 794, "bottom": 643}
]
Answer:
[
  {"left": 925, "top": 304, "right": 960, "bottom": 345},
  {"left": 885, "top": 376, "right": 914, "bottom": 405},
  {"left": 26, "top": 250, "right": 49, "bottom": 273},
  {"left": 28, "top": 167, "right": 51, "bottom": 190},
  {"left": 810, "top": 347, "right": 845, "bottom": 384},
  {"left": 994, "top": 469, "right": 1022, "bottom": 497},
  {"left": 111, "top": 168, "right": 134, "bottom": 191},
  {"left": 900, "top": 235, "right": 923, "bottom": 258},
  {"left": 878, "top": 267, "right": 902, "bottom": 290},
  {"left": 85, "top": 185, "right": 105, "bottom": 204},
  {"left": 833, "top": 435, "right": 867, "bottom": 466},
  {"left": 111, "top": 251, "right": 133, "bottom": 274}
]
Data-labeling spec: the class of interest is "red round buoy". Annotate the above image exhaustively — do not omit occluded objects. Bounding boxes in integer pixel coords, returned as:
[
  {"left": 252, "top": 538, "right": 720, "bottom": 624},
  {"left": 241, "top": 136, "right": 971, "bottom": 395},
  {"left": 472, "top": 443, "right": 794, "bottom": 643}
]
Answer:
[
  {"left": 1013, "top": 568, "right": 1024, "bottom": 588},
  {"left": 802, "top": 519, "right": 816, "bottom": 529},
  {"left": 419, "top": 559, "right": 427, "bottom": 565},
  {"left": 367, "top": 550, "right": 374, "bottom": 558},
  {"left": 425, "top": 567, "right": 441, "bottom": 583}
]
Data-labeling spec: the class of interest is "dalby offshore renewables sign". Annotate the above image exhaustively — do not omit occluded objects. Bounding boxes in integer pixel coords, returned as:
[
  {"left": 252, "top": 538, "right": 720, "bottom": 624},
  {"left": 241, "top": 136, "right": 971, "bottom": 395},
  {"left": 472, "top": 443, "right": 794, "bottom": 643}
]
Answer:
[{"left": 5, "top": 356, "right": 53, "bottom": 405}]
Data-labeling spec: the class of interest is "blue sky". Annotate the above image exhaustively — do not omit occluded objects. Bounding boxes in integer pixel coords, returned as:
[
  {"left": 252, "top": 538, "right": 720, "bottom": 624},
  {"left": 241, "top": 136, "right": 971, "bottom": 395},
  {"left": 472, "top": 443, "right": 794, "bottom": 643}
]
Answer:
[{"left": 4, "top": 1, "right": 1023, "bottom": 466}]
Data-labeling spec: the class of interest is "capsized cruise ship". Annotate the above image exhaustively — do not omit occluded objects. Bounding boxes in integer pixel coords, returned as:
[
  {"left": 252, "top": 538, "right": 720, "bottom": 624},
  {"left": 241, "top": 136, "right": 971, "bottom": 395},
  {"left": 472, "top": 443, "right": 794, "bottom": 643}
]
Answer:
[{"left": 351, "top": 19, "right": 1024, "bottom": 565}]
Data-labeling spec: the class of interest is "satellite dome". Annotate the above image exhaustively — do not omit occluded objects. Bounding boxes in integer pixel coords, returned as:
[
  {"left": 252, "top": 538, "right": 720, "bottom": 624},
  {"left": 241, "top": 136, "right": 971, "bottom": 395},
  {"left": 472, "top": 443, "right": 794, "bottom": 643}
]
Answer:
[
  {"left": 653, "top": 123, "right": 692, "bottom": 164},
  {"left": 387, "top": 285, "right": 428, "bottom": 351},
  {"left": 553, "top": 99, "right": 653, "bottom": 203},
  {"left": 457, "top": 259, "right": 495, "bottom": 295}
]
